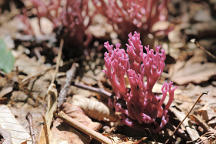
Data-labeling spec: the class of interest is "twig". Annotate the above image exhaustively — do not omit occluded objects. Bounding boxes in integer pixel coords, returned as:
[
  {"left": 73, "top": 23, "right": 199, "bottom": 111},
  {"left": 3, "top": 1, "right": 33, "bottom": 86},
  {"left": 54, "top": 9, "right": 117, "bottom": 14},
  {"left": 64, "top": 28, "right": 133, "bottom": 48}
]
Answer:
[
  {"left": 51, "top": 39, "right": 64, "bottom": 84},
  {"left": 57, "top": 63, "right": 78, "bottom": 108},
  {"left": 166, "top": 92, "right": 208, "bottom": 143},
  {"left": 37, "top": 39, "right": 64, "bottom": 144},
  {"left": 58, "top": 111, "right": 113, "bottom": 144},
  {"left": 191, "top": 39, "right": 216, "bottom": 60},
  {"left": 71, "top": 82, "right": 112, "bottom": 97},
  {"left": 26, "top": 112, "right": 36, "bottom": 144}
]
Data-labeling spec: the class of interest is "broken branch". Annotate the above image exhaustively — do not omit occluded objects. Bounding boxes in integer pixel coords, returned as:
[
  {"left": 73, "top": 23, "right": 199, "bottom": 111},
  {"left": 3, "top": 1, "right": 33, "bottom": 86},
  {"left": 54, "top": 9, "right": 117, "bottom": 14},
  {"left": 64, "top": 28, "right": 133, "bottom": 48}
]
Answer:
[
  {"left": 71, "top": 82, "right": 112, "bottom": 97},
  {"left": 58, "top": 111, "right": 113, "bottom": 144},
  {"left": 58, "top": 63, "right": 78, "bottom": 108}
]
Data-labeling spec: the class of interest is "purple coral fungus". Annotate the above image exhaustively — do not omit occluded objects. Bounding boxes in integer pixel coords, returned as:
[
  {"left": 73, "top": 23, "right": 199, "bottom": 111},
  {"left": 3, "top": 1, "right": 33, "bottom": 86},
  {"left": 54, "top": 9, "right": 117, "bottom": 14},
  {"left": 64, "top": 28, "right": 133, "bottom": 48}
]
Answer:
[
  {"left": 93, "top": 0, "right": 172, "bottom": 41},
  {"left": 104, "top": 32, "right": 176, "bottom": 131},
  {"left": 20, "top": 0, "right": 92, "bottom": 57}
]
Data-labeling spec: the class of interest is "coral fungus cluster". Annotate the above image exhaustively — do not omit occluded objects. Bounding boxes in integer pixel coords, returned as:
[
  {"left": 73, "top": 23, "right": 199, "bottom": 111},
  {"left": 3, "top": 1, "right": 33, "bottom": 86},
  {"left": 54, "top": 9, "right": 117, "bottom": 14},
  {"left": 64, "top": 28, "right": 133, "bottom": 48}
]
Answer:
[
  {"left": 92, "top": 0, "right": 171, "bottom": 40},
  {"left": 104, "top": 32, "right": 176, "bottom": 130},
  {"left": 21, "top": 0, "right": 171, "bottom": 45},
  {"left": 20, "top": 0, "right": 91, "bottom": 57}
]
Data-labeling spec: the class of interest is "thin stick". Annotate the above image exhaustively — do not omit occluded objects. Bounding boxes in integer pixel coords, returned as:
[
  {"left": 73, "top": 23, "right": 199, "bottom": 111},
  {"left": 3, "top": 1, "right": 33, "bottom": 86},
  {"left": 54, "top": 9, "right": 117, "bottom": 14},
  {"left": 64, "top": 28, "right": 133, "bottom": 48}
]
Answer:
[
  {"left": 51, "top": 39, "right": 64, "bottom": 84},
  {"left": 57, "top": 63, "right": 78, "bottom": 108},
  {"left": 38, "top": 39, "right": 64, "bottom": 144},
  {"left": 58, "top": 111, "right": 113, "bottom": 144},
  {"left": 26, "top": 112, "right": 36, "bottom": 144},
  {"left": 71, "top": 82, "right": 112, "bottom": 97},
  {"left": 166, "top": 92, "right": 208, "bottom": 143}
]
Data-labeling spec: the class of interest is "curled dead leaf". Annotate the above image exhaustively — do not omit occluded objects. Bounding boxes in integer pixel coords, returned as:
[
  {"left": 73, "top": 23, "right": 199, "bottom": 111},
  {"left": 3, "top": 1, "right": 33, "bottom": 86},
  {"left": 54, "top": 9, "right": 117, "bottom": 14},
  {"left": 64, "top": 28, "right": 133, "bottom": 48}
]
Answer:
[{"left": 71, "top": 95, "right": 117, "bottom": 122}]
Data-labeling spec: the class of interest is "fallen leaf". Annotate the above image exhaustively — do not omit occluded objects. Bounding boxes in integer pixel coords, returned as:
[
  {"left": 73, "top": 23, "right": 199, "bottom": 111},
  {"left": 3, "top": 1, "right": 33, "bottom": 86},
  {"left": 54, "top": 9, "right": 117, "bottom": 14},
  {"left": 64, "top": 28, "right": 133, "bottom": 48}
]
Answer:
[
  {"left": 0, "top": 87, "right": 13, "bottom": 98},
  {"left": 0, "top": 105, "right": 32, "bottom": 144},
  {"left": 10, "top": 91, "right": 28, "bottom": 102},
  {"left": 50, "top": 119, "right": 89, "bottom": 144},
  {"left": 171, "top": 62, "right": 216, "bottom": 85},
  {"left": 62, "top": 103, "right": 101, "bottom": 130},
  {"left": 15, "top": 54, "right": 49, "bottom": 75},
  {"left": 186, "top": 22, "right": 216, "bottom": 39},
  {"left": 71, "top": 95, "right": 116, "bottom": 121},
  {"left": 194, "top": 129, "right": 216, "bottom": 144},
  {"left": 197, "top": 106, "right": 210, "bottom": 121},
  {"left": 49, "top": 103, "right": 101, "bottom": 144},
  {"left": 0, "top": 126, "right": 12, "bottom": 144}
]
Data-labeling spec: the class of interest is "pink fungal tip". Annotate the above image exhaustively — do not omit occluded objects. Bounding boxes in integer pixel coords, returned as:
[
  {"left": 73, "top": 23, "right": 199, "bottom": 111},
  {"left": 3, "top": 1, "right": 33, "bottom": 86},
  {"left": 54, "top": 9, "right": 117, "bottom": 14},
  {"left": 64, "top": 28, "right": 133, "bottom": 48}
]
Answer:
[{"left": 104, "top": 31, "right": 176, "bottom": 131}]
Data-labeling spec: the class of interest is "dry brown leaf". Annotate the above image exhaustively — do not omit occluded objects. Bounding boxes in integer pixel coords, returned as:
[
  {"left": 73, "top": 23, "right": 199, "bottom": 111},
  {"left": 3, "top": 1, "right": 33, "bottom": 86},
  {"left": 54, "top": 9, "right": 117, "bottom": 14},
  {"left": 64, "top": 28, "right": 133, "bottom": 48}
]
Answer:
[
  {"left": 187, "top": 22, "right": 216, "bottom": 38},
  {"left": 71, "top": 95, "right": 116, "bottom": 121},
  {"left": 15, "top": 54, "right": 49, "bottom": 75},
  {"left": 62, "top": 103, "right": 101, "bottom": 130},
  {"left": 0, "top": 126, "right": 12, "bottom": 144},
  {"left": 49, "top": 103, "right": 101, "bottom": 144},
  {"left": 197, "top": 106, "right": 210, "bottom": 122},
  {"left": 0, "top": 105, "right": 32, "bottom": 144},
  {"left": 50, "top": 119, "right": 89, "bottom": 144},
  {"left": 190, "top": 114, "right": 210, "bottom": 132},
  {"left": 171, "top": 62, "right": 216, "bottom": 85},
  {"left": 194, "top": 129, "right": 216, "bottom": 144},
  {"left": 0, "top": 87, "right": 13, "bottom": 98},
  {"left": 11, "top": 91, "right": 28, "bottom": 102}
]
